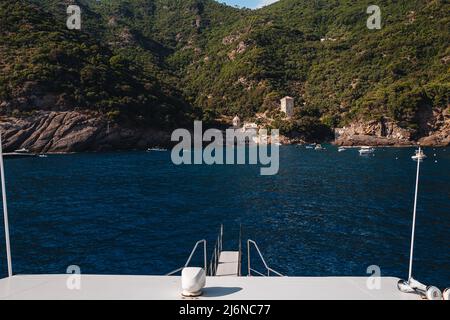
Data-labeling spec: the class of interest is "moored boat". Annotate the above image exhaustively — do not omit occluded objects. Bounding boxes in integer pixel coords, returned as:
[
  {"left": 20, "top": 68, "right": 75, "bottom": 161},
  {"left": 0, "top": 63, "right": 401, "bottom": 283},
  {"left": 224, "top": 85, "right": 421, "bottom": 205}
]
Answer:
[
  {"left": 411, "top": 147, "right": 427, "bottom": 161},
  {"left": 315, "top": 144, "right": 324, "bottom": 150},
  {"left": 147, "top": 147, "right": 168, "bottom": 152},
  {"left": 359, "top": 146, "right": 375, "bottom": 156}
]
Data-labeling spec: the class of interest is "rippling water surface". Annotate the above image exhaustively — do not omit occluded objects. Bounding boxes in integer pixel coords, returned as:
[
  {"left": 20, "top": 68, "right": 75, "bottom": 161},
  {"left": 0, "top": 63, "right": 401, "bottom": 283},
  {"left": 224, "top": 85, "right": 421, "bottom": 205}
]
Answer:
[{"left": 0, "top": 146, "right": 448, "bottom": 288}]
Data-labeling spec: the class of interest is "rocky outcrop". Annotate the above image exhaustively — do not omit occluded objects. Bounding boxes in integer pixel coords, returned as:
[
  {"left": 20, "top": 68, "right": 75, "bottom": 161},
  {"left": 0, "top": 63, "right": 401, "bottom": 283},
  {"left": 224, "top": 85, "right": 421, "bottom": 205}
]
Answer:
[
  {"left": 0, "top": 111, "right": 171, "bottom": 153},
  {"left": 335, "top": 119, "right": 413, "bottom": 146},
  {"left": 335, "top": 108, "right": 450, "bottom": 147},
  {"left": 417, "top": 107, "right": 450, "bottom": 147}
]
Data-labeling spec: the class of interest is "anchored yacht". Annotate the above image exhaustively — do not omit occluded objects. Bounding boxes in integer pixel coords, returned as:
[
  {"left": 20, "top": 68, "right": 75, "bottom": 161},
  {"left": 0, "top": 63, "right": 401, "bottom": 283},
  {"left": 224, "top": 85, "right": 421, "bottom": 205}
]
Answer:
[
  {"left": 412, "top": 147, "right": 427, "bottom": 161},
  {"left": 315, "top": 144, "right": 324, "bottom": 150},
  {"left": 2, "top": 147, "right": 36, "bottom": 159},
  {"left": 0, "top": 134, "right": 447, "bottom": 300},
  {"left": 359, "top": 146, "right": 375, "bottom": 156},
  {"left": 14, "top": 148, "right": 30, "bottom": 154},
  {"left": 147, "top": 147, "right": 168, "bottom": 152}
]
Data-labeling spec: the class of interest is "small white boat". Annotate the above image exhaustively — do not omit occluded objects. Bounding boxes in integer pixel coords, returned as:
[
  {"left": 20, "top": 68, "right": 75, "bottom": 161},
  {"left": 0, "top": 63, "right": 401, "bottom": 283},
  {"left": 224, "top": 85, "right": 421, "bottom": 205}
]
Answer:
[
  {"left": 147, "top": 147, "right": 168, "bottom": 152},
  {"left": 305, "top": 144, "right": 315, "bottom": 149},
  {"left": 359, "top": 146, "right": 375, "bottom": 155},
  {"left": 315, "top": 144, "right": 324, "bottom": 150},
  {"left": 338, "top": 147, "right": 347, "bottom": 152},
  {"left": 412, "top": 147, "right": 427, "bottom": 161},
  {"left": 14, "top": 148, "right": 30, "bottom": 154}
]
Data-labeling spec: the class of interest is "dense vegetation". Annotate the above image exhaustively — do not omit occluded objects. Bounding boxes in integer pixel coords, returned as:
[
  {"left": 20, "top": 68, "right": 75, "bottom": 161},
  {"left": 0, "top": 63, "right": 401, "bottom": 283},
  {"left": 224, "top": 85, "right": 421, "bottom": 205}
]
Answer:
[
  {"left": 0, "top": 0, "right": 193, "bottom": 128},
  {"left": 1, "top": 0, "right": 449, "bottom": 136}
]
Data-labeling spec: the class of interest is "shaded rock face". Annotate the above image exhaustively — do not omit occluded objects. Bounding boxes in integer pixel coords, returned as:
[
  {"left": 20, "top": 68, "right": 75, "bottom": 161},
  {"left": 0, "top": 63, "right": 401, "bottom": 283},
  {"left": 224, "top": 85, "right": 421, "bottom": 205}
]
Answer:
[
  {"left": 335, "top": 109, "right": 450, "bottom": 147},
  {"left": 0, "top": 111, "right": 171, "bottom": 153},
  {"left": 335, "top": 119, "right": 413, "bottom": 146},
  {"left": 417, "top": 107, "right": 450, "bottom": 147}
]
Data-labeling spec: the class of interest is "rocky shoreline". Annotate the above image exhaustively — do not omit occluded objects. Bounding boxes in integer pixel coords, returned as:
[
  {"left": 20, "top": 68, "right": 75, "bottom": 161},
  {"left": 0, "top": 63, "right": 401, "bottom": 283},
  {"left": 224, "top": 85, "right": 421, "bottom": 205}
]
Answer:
[
  {"left": 333, "top": 112, "right": 450, "bottom": 147},
  {"left": 0, "top": 110, "right": 449, "bottom": 153},
  {"left": 0, "top": 111, "right": 171, "bottom": 153}
]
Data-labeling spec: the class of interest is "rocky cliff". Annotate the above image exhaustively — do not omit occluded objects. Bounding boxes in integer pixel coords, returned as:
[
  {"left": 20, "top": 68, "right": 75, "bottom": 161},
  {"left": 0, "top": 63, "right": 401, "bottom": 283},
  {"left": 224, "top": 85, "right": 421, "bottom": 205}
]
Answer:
[
  {"left": 0, "top": 111, "right": 171, "bottom": 153},
  {"left": 1, "top": 105, "right": 449, "bottom": 153},
  {"left": 335, "top": 107, "right": 450, "bottom": 147}
]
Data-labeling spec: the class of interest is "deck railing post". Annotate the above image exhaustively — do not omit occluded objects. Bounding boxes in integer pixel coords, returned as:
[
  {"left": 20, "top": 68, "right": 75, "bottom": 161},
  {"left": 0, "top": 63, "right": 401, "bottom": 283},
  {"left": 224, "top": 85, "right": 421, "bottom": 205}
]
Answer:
[
  {"left": 203, "top": 240, "right": 207, "bottom": 272},
  {"left": 247, "top": 240, "right": 251, "bottom": 276},
  {"left": 220, "top": 224, "right": 223, "bottom": 252},
  {"left": 247, "top": 239, "right": 283, "bottom": 277},
  {"left": 0, "top": 134, "right": 12, "bottom": 277}
]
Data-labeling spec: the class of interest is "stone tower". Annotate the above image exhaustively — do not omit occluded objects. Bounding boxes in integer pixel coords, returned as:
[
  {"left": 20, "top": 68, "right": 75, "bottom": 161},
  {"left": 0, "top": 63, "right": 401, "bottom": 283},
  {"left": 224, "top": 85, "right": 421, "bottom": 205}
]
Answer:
[{"left": 281, "top": 97, "right": 294, "bottom": 118}]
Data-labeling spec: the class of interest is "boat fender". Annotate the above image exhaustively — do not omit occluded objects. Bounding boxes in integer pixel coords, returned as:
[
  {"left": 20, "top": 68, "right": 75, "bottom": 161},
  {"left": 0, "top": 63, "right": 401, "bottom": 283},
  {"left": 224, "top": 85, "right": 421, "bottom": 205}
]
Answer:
[
  {"left": 409, "top": 278, "right": 443, "bottom": 300},
  {"left": 442, "top": 288, "right": 449, "bottom": 301},
  {"left": 425, "top": 286, "right": 443, "bottom": 301}
]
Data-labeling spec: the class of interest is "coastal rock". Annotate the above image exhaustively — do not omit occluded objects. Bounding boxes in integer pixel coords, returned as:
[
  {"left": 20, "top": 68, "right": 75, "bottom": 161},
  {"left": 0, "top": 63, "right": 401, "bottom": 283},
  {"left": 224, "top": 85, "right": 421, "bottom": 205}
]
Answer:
[
  {"left": 335, "top": 109, "right": 450, "bottom": 147},
  {"left": 0, "top": 111, "right": 171, "bottom": 153},
  {"left": 418, "top": 108, "right": 450, "bottom": 146},
  {"left": 335, "top": 110, "right": 450, "bottom": 147},
  {"left": 335, "top": 119, "right": 413, "bottom": 146},
  {"left": 335, "top": 105, "right": 450, "bottom": 147}
]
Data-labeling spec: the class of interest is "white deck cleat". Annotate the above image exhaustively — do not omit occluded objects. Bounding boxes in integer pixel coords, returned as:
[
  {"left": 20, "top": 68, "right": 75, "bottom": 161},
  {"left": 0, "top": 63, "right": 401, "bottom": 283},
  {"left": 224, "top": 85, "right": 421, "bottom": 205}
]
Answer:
[
  {"left": 181, "top": 267, "right": 206, "bottom": 297},
  {"left": 397, "top": 279, "right": 416, "bottom": 293}
]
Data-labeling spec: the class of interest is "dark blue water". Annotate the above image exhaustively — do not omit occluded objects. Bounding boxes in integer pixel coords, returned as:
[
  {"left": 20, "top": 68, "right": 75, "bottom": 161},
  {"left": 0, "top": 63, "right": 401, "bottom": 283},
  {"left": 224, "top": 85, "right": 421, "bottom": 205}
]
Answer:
[{"left": 0, "top": 146, "right": 448, "bottom": 288}]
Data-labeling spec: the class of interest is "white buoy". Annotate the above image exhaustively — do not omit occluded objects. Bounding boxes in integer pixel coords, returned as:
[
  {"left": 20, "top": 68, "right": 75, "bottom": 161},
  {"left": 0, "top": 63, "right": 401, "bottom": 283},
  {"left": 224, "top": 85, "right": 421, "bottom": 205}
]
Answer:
[{"left": 181, "top": 267, "right": 206, "bottom": 297}]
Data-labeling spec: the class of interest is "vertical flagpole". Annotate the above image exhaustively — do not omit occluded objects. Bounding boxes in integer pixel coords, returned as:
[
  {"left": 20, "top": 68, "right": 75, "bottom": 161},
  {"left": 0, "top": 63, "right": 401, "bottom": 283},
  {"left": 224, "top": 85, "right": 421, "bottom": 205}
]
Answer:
[
  {"left": 0, "top": 133, "right": 12, "bottom": 277},
  {"left": 408, "top": 148, "right": 421, "bottom": 281}
]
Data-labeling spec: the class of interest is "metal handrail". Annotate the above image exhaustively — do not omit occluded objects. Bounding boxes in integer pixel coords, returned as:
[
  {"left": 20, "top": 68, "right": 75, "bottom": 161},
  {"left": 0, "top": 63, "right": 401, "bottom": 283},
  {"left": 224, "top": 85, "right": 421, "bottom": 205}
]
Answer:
[
  {"left": 247, "top": 240, "right": 283, "bottom": 277},
  {"left": 208, "top": 235, "right": 219, "bottom": 276},
  {"left": 208, "top": 224, "right": 223, "bottom": 276},
  {"left": 166, "top": 239, "right": 207, "bottom": 276}
]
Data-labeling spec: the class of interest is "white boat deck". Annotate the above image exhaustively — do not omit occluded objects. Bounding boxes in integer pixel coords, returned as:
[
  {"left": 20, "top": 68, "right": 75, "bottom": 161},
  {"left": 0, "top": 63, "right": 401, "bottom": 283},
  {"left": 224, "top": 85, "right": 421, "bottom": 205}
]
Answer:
[
  {"left": 0, "top": 275, "right": 421, "bottom": 300},
  {"left": 215, "top": 251, "right": 240, "bottom": 277}
]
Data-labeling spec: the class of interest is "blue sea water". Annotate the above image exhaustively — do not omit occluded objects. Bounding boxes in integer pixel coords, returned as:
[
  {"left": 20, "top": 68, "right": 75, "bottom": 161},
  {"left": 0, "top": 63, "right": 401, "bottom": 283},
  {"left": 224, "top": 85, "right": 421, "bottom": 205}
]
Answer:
[{"left": 0, "top": 146, "right": 448, "bottom": 288}]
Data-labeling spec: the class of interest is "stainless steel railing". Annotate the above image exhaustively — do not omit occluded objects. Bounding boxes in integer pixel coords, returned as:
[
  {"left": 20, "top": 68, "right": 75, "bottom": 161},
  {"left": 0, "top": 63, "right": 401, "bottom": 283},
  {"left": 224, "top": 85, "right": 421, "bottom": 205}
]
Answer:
[
  {"left": 247, "top": 240, "right": 283, "bottom": 277},
  {"left": 166, "top": 239, "right": 207, "bottom": 276},
  {"left": 208, "top": 224, "right": 223, "bottom": 276}
]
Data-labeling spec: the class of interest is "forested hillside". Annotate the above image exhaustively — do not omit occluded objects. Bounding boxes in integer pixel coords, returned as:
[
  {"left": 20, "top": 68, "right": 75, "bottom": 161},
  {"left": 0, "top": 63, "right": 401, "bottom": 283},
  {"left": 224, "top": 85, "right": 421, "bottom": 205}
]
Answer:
[{"left": 0, "top": 0, "right": 449, "bottom": 149}]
